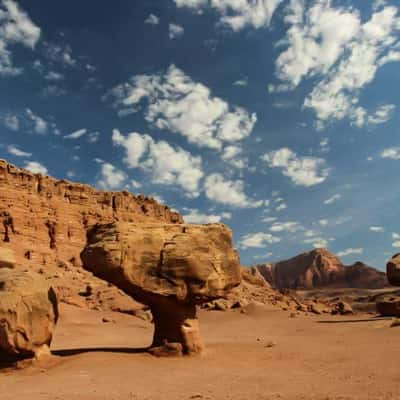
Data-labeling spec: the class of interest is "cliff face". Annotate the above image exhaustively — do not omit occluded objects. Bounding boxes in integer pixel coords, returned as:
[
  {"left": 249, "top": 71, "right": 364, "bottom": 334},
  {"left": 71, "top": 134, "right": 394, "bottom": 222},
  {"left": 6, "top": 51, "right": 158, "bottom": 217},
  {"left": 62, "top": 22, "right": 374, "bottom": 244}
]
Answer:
[
  {"left": 256, "top": 249, "right": 388, "bottom": 290},
  {"left": 0, "top": 159, "right": 182, "bottom": 269}
]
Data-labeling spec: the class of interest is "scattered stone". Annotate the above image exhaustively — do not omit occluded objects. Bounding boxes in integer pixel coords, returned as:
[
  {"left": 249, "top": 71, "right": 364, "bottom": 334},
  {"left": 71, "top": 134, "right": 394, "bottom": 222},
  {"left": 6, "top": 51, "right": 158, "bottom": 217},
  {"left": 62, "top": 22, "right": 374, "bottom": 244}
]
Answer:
[
  {"left": 332, "top": 301, "right": 354, "bottom": 315},
  {"left": 0, "top": 269, "right": 59, "bottom": 360},
  {"left": 390, "top": 319, "right": 400, "bottom": 328},
  {"left": 148, "top": 341, "right": 183, "bottom": 357},
  {"left": 376, "top": 299, "right": 400, "bottom": 317},
  {"left": 265, "top": 341, "right": 277, "bottom": 348}
]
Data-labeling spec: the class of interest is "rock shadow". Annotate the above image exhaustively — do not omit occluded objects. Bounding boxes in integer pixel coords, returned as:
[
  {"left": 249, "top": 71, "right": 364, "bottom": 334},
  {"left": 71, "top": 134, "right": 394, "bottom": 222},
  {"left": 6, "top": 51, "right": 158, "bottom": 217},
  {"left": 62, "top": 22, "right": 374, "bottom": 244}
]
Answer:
[{"left": 52, "top": 346, "right": 149, "bottom": 357}]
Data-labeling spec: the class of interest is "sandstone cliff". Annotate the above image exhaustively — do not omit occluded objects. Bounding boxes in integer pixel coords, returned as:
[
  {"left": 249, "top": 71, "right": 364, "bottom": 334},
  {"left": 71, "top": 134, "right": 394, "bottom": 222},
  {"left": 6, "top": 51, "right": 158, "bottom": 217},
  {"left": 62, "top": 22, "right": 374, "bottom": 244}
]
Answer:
[
  {"left": 256, "top": 248, "right": 388, "bottom": 290},
  {"left": 0, "top": 159, "right": 183, "bottom": 310}
]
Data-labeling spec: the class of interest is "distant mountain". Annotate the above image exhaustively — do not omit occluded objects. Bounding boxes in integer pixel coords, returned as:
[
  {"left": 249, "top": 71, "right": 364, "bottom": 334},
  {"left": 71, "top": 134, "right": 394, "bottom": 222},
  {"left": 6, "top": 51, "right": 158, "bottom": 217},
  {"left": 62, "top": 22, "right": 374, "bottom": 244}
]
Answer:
[{"left": 255, "top": 248, "right": 388, "bottom": 290}]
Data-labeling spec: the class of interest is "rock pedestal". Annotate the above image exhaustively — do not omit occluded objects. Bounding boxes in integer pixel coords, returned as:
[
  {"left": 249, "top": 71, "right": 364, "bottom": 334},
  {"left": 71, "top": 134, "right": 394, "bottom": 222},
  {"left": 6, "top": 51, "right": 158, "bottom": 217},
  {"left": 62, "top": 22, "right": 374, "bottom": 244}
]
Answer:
[
  {"left": 387, "top": 254, "right": 400, "bottom": 286},
  {"left": 81, "top": 222, "right": 241, "bottom": 356}
]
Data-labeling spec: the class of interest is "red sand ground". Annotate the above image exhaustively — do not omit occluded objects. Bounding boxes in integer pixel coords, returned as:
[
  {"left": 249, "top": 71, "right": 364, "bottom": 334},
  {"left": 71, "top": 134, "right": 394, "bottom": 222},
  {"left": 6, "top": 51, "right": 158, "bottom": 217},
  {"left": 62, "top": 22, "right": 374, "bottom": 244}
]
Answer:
[{"left": 1, "top": 303, "right": 399, "bottom": 400}]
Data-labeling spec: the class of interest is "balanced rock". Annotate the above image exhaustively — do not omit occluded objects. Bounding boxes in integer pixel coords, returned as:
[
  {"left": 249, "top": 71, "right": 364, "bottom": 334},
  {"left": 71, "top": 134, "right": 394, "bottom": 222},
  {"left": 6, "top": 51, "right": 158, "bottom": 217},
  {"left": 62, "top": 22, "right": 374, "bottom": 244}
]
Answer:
[
  {"left": 387, "top": 254, "right": 400, "bottom": 286},
  {"left": 0, "top": 269, "right": 59, "bottom": 360},
  {"left": 81, "top": 222, "right": 241, "bottom": 355},
  {"left": 0, "top": 247, "right": 15, "bottom": 269}
]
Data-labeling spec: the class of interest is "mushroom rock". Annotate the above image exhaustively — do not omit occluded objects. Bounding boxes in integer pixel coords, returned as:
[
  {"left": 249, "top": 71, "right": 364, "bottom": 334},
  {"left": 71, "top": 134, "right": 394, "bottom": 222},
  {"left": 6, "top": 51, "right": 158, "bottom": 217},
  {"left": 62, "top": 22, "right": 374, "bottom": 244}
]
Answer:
[
  {"left": 0, "top": 269, "right": 59, "bottom": 360},
  {"left": 81, "top": 222, "right": 241, "bottom": 355},
  {"left": 387, "top": 254, "right": 400, "bottom": 286}
]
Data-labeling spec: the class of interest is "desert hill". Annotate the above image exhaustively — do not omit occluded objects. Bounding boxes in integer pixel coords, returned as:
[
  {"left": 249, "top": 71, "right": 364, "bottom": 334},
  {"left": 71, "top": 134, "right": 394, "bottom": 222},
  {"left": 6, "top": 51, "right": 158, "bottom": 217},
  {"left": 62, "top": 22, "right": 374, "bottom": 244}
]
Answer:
[{"left": 256, "top": 248, "right": 388, "bottom": 290}]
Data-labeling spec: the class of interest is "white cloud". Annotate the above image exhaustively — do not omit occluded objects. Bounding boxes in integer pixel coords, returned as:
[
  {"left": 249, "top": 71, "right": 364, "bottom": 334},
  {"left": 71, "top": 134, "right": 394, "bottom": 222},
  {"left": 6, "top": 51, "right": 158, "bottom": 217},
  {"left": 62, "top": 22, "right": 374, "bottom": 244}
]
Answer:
[
  {"left": 262, "top": 147, "right": 329, "bottom": 187},
  {"left": 183, "top": 208, "right": 230, "bottom": 224},
  {"left": 221, "top": 145, "right": 247, "bottom": 169},
  {"left": 393, "top": 233, "right": 400, "bottom": 248},
  {"left": 2, "top": 113, "right": 18, "bottom": 130},
  {"left": 44, "top": 42, "right": 76, "bottom": 67},
  {"left": 239, "top": 232, "right": 281, "bottom": 249},
  {"left": 174, "top": 0, "right": 283, "bottom": 31},
  {"left": 169, "top": 23, "right": 184, "bottom": 39},
  {"left": 44, "top": 71, "right": 64, "bottom": 81},
  {"left": 324, "top": 193, "right": 341, "bottom": 205},
  {"left": 367, "top": 104, "right": 395, "bottom": 125},
  {"left": 269, "top": 221, "right": 302, "bottom": 233},
  {"left": 26, "top": 108, "right": 47, "bottom": 134},
  {"left": 337, "top": 248, "right": 364, "bottom": 257},
  {"left": 106, "top": 65, "right": 257, "bottom": 150},
  {"left": 64, "top": 128, "right": 87, "bottom": 139},
  {"left": 253, "top": 252, "right": 273, "bottom": 260},
  {"left": 7, "top": 144, "right": 31, "bottom": 157},
  {"left": 275, "top": 202, "right": 287, "bottom": 212},
  {"left": 0, "top": 0, "right": 41, "bottom": 75},
  {"left": 112, "top": 129, "right": 204, "bottom": 197},
  {"left": 319, "top": 219, "right": 328, "bottom": 226},
  {"left": 24, "top": 161, "right": 47, "bottom": 175},
  {"left": 262, "top": 216, "right": 277, "bottom": 223},
  {"left": 381, "top": 147, "right": 400, "bottom": 160},
  {"left": 304, "top": 236, "right": 328, "bottom": 248},
  {"left": 97, "top": 162, "right": 127, "bottom": 190},
  {"left": 275, "top": 1, "right": 400, "bottom": 128},
  {"left": 233, "top": 78, "right": 248, "bottom": 86},
  {"left": 204, "top": 173, "right": 263, "bottom": 208},
  {"left": 370, "top": 226, "right": 385, "bottom": 233},
  {"left": 145, "top": 14, "right": 159, "bottom": 25}
]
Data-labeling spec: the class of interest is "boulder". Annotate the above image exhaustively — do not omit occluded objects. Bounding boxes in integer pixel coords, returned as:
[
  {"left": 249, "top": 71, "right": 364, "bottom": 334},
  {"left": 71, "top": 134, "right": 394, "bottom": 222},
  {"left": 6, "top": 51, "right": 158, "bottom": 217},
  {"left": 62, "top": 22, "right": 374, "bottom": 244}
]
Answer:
[
  {"left": 0, "top": 247, "right": 15, "bottom": 269},
  {"left": 0, "top": 269, "right": 59, "bottom": 360},
  {"left": 376, "top": 298, "right": 400, "bottom": 317},
  {"left": 81, "top": 222, "right": 241, "bottom": 355},
  {"left": 387, "top": 254, "right": 400, "bottom": 286}
]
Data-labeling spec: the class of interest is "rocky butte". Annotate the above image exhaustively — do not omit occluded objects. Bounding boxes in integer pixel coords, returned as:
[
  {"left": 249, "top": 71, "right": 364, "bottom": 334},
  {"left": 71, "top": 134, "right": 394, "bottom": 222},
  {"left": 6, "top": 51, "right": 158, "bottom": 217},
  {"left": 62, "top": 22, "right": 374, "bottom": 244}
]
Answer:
[{"left": 256, "top": 248, "right": 388, "bottom": 290}]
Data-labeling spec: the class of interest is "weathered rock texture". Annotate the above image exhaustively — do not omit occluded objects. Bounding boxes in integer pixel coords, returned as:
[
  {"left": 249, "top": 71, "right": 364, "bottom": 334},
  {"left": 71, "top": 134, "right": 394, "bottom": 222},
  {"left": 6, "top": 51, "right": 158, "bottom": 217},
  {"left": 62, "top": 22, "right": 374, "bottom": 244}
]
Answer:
[
  {"left": 81, "top": 222, "right": 241, "bottom": 355},
  {"left": 387, "top": 254, "right": 400, "bottom": 287},
  {"left": 0, "top": 159, "right": 182, "bottom": 311},
  {"left": 0, "top": 247, "right": 15, "bottom": 269},
  {"left": 0, "top": 269, "right": 59, "bottom": 359},
  {"left": 256, "top": 248, "right": 387, "bottom": 290}
]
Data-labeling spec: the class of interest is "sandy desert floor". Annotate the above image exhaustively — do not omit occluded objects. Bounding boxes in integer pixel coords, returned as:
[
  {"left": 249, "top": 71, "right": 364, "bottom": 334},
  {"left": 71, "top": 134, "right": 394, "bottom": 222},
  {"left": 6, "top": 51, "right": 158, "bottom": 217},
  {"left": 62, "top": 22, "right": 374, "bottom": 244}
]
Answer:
[{"left": 1, "top": 303, "right": 399, "bottom": 400}]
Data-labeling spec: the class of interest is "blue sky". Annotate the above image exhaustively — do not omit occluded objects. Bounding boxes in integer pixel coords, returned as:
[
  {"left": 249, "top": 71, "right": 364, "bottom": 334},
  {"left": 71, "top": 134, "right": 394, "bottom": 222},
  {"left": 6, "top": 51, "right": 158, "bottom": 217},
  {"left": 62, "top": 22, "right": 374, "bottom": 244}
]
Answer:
[{"left": 1, "top": 0, "right": 400, "bottom": 269}]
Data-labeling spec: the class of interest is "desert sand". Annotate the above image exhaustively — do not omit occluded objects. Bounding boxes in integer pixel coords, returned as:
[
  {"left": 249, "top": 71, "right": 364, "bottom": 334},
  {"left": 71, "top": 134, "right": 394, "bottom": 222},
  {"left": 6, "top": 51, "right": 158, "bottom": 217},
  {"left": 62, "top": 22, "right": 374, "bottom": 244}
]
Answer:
[{"left": 1, "top": 303, "right": 399, "bottom": 400}]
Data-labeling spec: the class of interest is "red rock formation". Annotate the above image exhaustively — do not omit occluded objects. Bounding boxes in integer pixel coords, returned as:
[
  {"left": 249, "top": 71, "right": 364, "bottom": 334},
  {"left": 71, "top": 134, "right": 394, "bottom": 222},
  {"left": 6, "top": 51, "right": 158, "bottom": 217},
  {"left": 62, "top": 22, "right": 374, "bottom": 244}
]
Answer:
[
  {"left": 256, "top": 248, "right": 387, "bottom": 290},
  {"left": 0, "top": 159, "right": 182, "bottom": 269},
  {"left": 0, "top": 159, "right": 183, "bottom": 310}
]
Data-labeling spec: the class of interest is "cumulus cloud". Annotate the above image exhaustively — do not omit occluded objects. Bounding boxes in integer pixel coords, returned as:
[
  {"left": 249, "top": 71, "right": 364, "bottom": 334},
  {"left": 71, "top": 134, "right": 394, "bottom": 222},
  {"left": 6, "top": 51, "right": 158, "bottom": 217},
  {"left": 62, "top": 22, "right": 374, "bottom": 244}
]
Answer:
[
  {"left": 303, "top": 236, "right": 328, "bottom": 248},
  {"left": 97, "top": 162, "right": 127, "bottom": 190},
  {"left": 169, "top": 23, "right": 184, "bottom": 39},
  {"left": 393, "top": 233, "right": 400, "bottom": 248},
  {"left": 174, "top": 0, "right": 283, "bottom": 31},
  {"left": 381, "top": 147, "right": 400, "bottom": 160},
  {"left": 24, "top": 161, "right": 48, "bottom": 175},
  {"left": 7, "top": 144, "right": 31, "bottom": 157},
  {"left": 367, "top": 104, "right": 395, "bottom": 125},
  {"left": 262, "top": 147, "right": 329, "bottom": 187},
  {"left": 221, "top": 145, "right": 247, "bottom": 169},
  {"left": 239, "top": 231, "right": 281, "bottom": 249},
  {"left": 112, "top": 129, "right": 204, "bottom": 197},
  {"left": 43, "top": 42, "right": 76, "bottom": 67},
  {"left": 183, "top": 208, "right": 230, "bottom": 224},
  {"left": 324, "top": 193, "right": 341, "bottom": 205},
  {"left": 106, "top": 65, "right": 257, "bottom": 150},
  {"left": 0, "top": 0, "right": 41, "bottom": 75},
  {"left": 337, "top": 248, "right": 364, "bottom": 257},
  {"left": 275, "top": 1, "right": 400, "bottom": 128},
  {"left": 204, "top": 173, "right": 263, "bottom": 208},
  {"left": 145, "top": 14, "right": 159, "bottom": 25}
]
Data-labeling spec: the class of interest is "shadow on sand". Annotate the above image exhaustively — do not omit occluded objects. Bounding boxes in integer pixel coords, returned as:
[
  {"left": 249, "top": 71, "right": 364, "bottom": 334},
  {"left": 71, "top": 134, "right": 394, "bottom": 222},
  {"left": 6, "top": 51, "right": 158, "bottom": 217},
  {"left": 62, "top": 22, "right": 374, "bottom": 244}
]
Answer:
[
  {"left": 52, "top": 346, "right": 150, "bottom": 357},
  {"left": 317, "top": 317, "right": 392, "bottom": 324}
]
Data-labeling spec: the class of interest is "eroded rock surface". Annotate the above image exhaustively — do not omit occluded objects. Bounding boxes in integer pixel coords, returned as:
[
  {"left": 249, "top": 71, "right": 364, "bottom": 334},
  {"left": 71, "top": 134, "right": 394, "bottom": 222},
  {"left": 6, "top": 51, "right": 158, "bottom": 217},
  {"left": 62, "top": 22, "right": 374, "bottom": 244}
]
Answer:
[
  {"left": 0, "top": 269, "right": 59, "bottom": 360},
  {"left": 256, "top": 249, "right": 387, "bottom": 290},
  {"left": 387, "top": 254, "right": 400, "bottom": 286},
  {"left": 81, "top": 222, "right": 241, "bottom": 355}
]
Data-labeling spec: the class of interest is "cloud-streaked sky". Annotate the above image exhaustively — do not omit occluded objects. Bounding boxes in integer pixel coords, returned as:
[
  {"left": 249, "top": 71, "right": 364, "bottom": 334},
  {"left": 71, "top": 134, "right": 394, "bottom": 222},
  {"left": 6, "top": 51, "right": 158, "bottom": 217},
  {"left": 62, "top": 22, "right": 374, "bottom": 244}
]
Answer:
[{"left": 1, "top": 0, "right": 400, "bottom": 269}]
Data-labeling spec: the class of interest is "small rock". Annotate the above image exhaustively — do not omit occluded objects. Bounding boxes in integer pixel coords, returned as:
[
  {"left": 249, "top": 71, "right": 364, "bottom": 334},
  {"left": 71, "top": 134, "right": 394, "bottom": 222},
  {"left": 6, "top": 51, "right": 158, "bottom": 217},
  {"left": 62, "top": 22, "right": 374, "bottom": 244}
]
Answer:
[
  {"left": 390, "top": 319, "right": 400, "bottom": 328},
  {"left": 265, "top": 341, "right": 277, "bottom": 348},
  {"left": 0, "top": 247, "right": 15, "bottom": 269}
]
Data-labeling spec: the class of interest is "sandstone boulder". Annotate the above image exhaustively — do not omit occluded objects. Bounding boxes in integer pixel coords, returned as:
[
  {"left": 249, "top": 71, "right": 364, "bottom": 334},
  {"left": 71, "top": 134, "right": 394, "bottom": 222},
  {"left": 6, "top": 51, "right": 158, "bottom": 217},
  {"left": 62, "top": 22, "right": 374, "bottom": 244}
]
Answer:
[
  {"left": 81, "top": 222, "right": 241, "bottom": 355},
  {"left": 0, "top": 269, "right": 59, "bottom": 360},
  {"left": 0, "top": 247, "right": 15, "bottom": 269},
  {"left": 376, "top": 297, "right": 400, "bottom": 317},
  {"left": 387, "top": 254, "right": 400, "bottom": 286}
]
